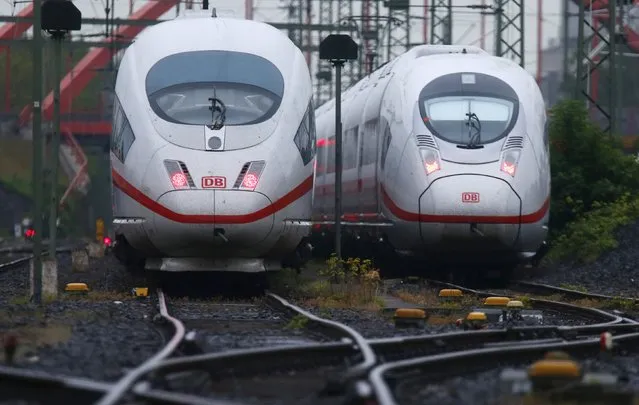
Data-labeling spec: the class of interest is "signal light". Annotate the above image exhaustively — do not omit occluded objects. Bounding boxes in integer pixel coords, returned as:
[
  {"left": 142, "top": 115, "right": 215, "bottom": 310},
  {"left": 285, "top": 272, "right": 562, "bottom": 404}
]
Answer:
[
  {"left": 103, "top": 237, "right": 112, "bottom": 247},
  {"left": 25, "top": 228, "right": 35, "bottom": 238},
  {"left": 420, "top": 148, "right": 441, "bottom": 175},
  {"left": 500, "top": 149, "right": 521, "bottom": 177}
]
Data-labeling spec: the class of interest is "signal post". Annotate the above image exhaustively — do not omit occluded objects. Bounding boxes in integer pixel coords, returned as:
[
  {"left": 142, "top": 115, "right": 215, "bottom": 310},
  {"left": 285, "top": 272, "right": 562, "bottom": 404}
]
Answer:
[
  {"left": 319, "top": 34, "right": 358, "bottom": 259},
  {"left": 30, "top": 0, "right": 81, "bottom": 303}
]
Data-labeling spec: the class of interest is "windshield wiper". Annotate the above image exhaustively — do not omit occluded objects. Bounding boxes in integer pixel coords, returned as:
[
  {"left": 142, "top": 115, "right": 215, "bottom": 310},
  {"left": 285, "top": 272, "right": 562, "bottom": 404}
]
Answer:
[
  {"left": 208, "top": 88, "right": 226, "bottom": 130},
  {"left": 461, "top": 112, "right": 482, "bottom": 149}
]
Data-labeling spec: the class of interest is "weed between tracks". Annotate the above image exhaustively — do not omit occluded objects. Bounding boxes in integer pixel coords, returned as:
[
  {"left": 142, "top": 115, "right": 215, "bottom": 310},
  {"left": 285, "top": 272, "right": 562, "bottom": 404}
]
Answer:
[{"left": 270, "top": 255, "right": 383, "bottom": 311}]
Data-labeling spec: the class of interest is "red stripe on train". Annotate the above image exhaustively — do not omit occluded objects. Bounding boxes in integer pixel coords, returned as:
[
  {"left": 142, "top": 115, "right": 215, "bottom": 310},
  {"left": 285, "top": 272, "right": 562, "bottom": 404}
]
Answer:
[
  {"left": 380, "top": 185, "right": 549, "bottom": 224},
  {"left": 111, "top": 169, "right": 313, "bottom": 224}
]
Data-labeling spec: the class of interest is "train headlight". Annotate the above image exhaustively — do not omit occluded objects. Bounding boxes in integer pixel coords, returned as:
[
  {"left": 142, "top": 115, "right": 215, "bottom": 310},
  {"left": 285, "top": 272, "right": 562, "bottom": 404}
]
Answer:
[
  {"left": 233, "top": 161, "right": 266, "bottom": 191},
  {"left": 500, "top": 149, "right": 521, "bottom": 177},
  {"left": 420, "top": 148, "right": 441, "bottom": 175},
  {"left": 164, "top": 160, "right": 195, "bottom": 189}
]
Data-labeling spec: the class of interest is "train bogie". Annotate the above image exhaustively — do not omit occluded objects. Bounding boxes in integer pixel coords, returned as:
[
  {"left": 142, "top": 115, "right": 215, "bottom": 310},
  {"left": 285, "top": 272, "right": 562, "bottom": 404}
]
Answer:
[{"left": 111, "top": 11, "right": 315, "bottom": 273}]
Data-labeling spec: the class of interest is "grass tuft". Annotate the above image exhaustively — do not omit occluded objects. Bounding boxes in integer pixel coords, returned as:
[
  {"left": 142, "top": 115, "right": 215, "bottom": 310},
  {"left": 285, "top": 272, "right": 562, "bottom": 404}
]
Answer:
[{"left": 269, "top": 255, "right": 383, "bottom": 310}]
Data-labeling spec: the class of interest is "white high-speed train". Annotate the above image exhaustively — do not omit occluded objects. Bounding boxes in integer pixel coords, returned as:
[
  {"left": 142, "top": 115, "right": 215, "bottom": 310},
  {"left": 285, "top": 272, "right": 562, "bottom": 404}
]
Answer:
[
  {"left": 312, "top": 45, "right": 550, "bottom": 278},
  {"left": 110, "top": 9, "right": 316, "bottom": 274}
]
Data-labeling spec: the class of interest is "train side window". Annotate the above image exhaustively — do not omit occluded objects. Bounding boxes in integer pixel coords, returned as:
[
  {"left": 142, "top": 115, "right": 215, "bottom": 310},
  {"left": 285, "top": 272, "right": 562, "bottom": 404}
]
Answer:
[
  {"left": 344, "top": 126, "right": 358, "bottom": 170},
  {"left": 381, "top": 122, "right": 392, "bottom": 170},
  {"left": 294, "top": 101, "right": 315, "bottom": 166},
  {"left": 121, "top": 117, "right": 136, "bottom": 161},
  {"left": 110, "top": 98, "right": 125, "bottom": 162},
  {"left": 326, "top": 137, "right": 336, "bottom": 173},
  {"left": 111, "top": 96, "right": 137, "bottom": 162},
  {"left": 362, "top": 119, "right": 378, "bottom": 165},
  {"left": 359, "top": 126, "right": 364, "bottom": 168},
  {"left": 308, "top": 99, "right": 317, "bottom": 160}
]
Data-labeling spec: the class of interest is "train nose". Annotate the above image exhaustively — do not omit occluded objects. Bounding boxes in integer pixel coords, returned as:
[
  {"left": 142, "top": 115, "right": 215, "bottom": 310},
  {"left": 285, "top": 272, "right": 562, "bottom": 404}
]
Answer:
[
  {"left": 151, "top": 190, "right": 274, "bottom": 256},
  {"left": 419, "top": 175, "right": 521, "bottom": 247}
]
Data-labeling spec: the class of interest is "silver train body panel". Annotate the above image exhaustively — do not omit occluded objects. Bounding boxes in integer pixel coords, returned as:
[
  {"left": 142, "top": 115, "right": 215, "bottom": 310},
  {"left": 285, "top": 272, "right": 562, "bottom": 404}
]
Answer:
[
  {"left": 110, "top": 13, "right": 315, "bottom": 272},
  {"left": 313, "top": 45, "right": 550, "bottom": 266}
]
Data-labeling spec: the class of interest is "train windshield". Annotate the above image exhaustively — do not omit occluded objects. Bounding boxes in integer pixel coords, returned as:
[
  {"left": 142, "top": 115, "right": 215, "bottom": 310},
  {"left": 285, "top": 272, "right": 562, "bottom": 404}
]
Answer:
[
  {"left": 146, "top": 50, "right": 285, "bottom": 126},
  {"left": 418, "top": 72, "right": 519, "bottom": 146}
]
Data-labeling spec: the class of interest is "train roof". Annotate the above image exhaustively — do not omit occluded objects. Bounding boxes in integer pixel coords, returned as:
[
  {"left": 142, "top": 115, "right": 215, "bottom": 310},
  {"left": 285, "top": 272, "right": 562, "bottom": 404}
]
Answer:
[{"left": 124, "top": 13, "right": 300, "bottom": 77}]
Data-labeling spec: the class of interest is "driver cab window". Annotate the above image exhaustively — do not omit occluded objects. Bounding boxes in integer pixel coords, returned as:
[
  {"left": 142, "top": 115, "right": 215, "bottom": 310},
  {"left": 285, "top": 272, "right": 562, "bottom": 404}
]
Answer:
[{"left": 145, "top": 50, "right": 285, "bottom": 127}]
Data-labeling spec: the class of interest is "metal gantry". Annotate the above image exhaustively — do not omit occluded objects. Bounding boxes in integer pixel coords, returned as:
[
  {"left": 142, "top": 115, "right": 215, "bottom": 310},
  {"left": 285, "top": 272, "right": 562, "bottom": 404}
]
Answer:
[
  {"left": 384, "top": 0, "right": 410, "bottom": 62},
  {"left": 285, "top": 0, "right": 304, "bottom": 48},
  {"left": 574, "top": 0, "right": 623, "bottom": 135},
  {"left": 315, "top": 0, "right": 336, "bottom": 104},
  {"left": 361, "top": 0, "right": 382, "bottom": 76},
  {"left": 337, "top": 0, "right": 358, "bottom": 88},
  {"left": 430, "top": 0, "right": 452, "bottom": 45},
  {"left": 494, "top": 0, "right": 524, "bottom": 68}
]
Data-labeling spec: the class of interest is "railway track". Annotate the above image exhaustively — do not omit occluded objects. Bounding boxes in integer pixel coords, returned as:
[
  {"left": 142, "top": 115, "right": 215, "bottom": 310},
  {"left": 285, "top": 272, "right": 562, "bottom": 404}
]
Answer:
[
  {"left": 367, "top": 279, "right": 639, "bottom": 405},
  {"left": 0, "top": 254, "right": 32, "bottom": 272},
  {"left": 118, "top": 280, "right": 639, "bottom": 404},
  {"left": 0, "top": 242, "right": 88, "bottom": 273},
  {"left": 3, "top": 272, "right": 639, "bottom": 405},
  {"left": 93, "top": 288, "right": 376, "bottom": 405}
]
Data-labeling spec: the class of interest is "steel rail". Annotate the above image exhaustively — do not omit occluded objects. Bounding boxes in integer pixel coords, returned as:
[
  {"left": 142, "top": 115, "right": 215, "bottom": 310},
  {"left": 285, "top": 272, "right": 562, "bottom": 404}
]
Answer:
[
  {"left": 132, "top": 318, "right": 639, "bottom": 399},
  {"left": 0, "top": 241, "right": 88, "bottom": 255},
  {"left": 94, "top": 288, "right": 186, "bottom": 405},
  {"left": 514, "top": 280, "right": 637, "bottom": 302},
  {"left": 0, "top": 365, "right": 112, "bottom": 403},
  {"left": 265, "top": 292, "right": 377, "bottom": 378},
  {"left": 370, "top": 331, "right": 639, "bottom": 405},
  {"left": 425, "top": 279, "right": 625, "bottom": 326},
  {"left": 131, "top": 382, "right": 250, "bottom": 405},
  {"left": 0, "top": 243, "right": 90, "bottom": 273},
  {"left": 0, "top": 255, "right": 32, "bottom": 271}
]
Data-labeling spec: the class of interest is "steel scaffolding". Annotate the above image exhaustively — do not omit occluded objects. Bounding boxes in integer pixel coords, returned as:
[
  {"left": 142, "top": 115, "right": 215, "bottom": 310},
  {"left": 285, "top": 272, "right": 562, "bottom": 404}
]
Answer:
[
  {"left": 494, "top": 0, "right": 524, "bottom": 67},
  {"left": 430, "top": 0, "right": 452, "bottom": 45}
]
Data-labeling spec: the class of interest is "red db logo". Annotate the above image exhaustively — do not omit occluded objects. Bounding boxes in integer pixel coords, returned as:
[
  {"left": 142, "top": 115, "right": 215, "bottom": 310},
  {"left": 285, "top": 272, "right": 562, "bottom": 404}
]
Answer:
[
  {"left": 202, "top": 176, "right": 226, "bottom": 189},
  {"left": 461, "top": 192, "right": 480, "bottom": 203}
]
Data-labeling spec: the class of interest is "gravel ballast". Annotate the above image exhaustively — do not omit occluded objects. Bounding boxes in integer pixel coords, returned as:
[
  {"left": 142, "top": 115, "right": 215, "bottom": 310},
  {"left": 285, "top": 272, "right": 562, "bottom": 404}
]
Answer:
[
  {"left": 0, "top": 248, "right": 163, "bottom": 382},
  {"left": 528, "top": 220, "right": 639, "bottom": 297},
  {"left": 395, "top": 354, "right": 639, "bottom": 405},
  {"left": 168, "top": 299, "right": 329, "bottom": 353}
]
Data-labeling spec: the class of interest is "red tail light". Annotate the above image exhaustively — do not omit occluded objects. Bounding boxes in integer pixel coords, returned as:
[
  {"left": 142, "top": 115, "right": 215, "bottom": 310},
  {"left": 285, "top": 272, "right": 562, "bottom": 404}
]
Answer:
[
  {"left": 103, "top": 237, "right": 112, "bottom": 246},
  {"left": 234, "top": 161, "right": 266, "bottom": 191},
  {"left": 25, "top": 228, "right": 35, "bottom": 238},
  {"left": 163, "top": 160, "right": 194, "bottom": 190},
  {"left": 420, "top": 148, "right": 441, "bottom": 175},
  {"left": 500, "top": 150, "right": 521, "bottom": 177}
]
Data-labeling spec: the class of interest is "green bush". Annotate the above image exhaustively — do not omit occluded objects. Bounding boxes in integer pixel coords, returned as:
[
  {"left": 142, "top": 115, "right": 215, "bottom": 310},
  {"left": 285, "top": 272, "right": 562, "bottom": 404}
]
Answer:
[
  {"left": 547, "top": 194, "right": 639, "bottom": 263},
  {"left": 546, "top": 100, "right": 639, "bottom": 263},
  {"left": 549, "top": 100, "right": 639, "bottom": 231}
]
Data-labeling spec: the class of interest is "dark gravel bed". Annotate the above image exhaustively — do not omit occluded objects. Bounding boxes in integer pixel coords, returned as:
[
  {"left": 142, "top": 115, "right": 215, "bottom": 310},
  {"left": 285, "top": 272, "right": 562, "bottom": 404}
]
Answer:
[
  {"left": 395, "top": 353, "right": 639, "bottom": 405},
  {"left": 169, "top": 366, "right": 351, "bottom": 405},
  {"left": 170, "top": 299, "right": 331, "bottom": 353},
  {"left": 526, "top": 220, "right": 639, "bottom": 298},
  {"left": 0, "top": 248, "right": 164, "bottom": 383}
]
